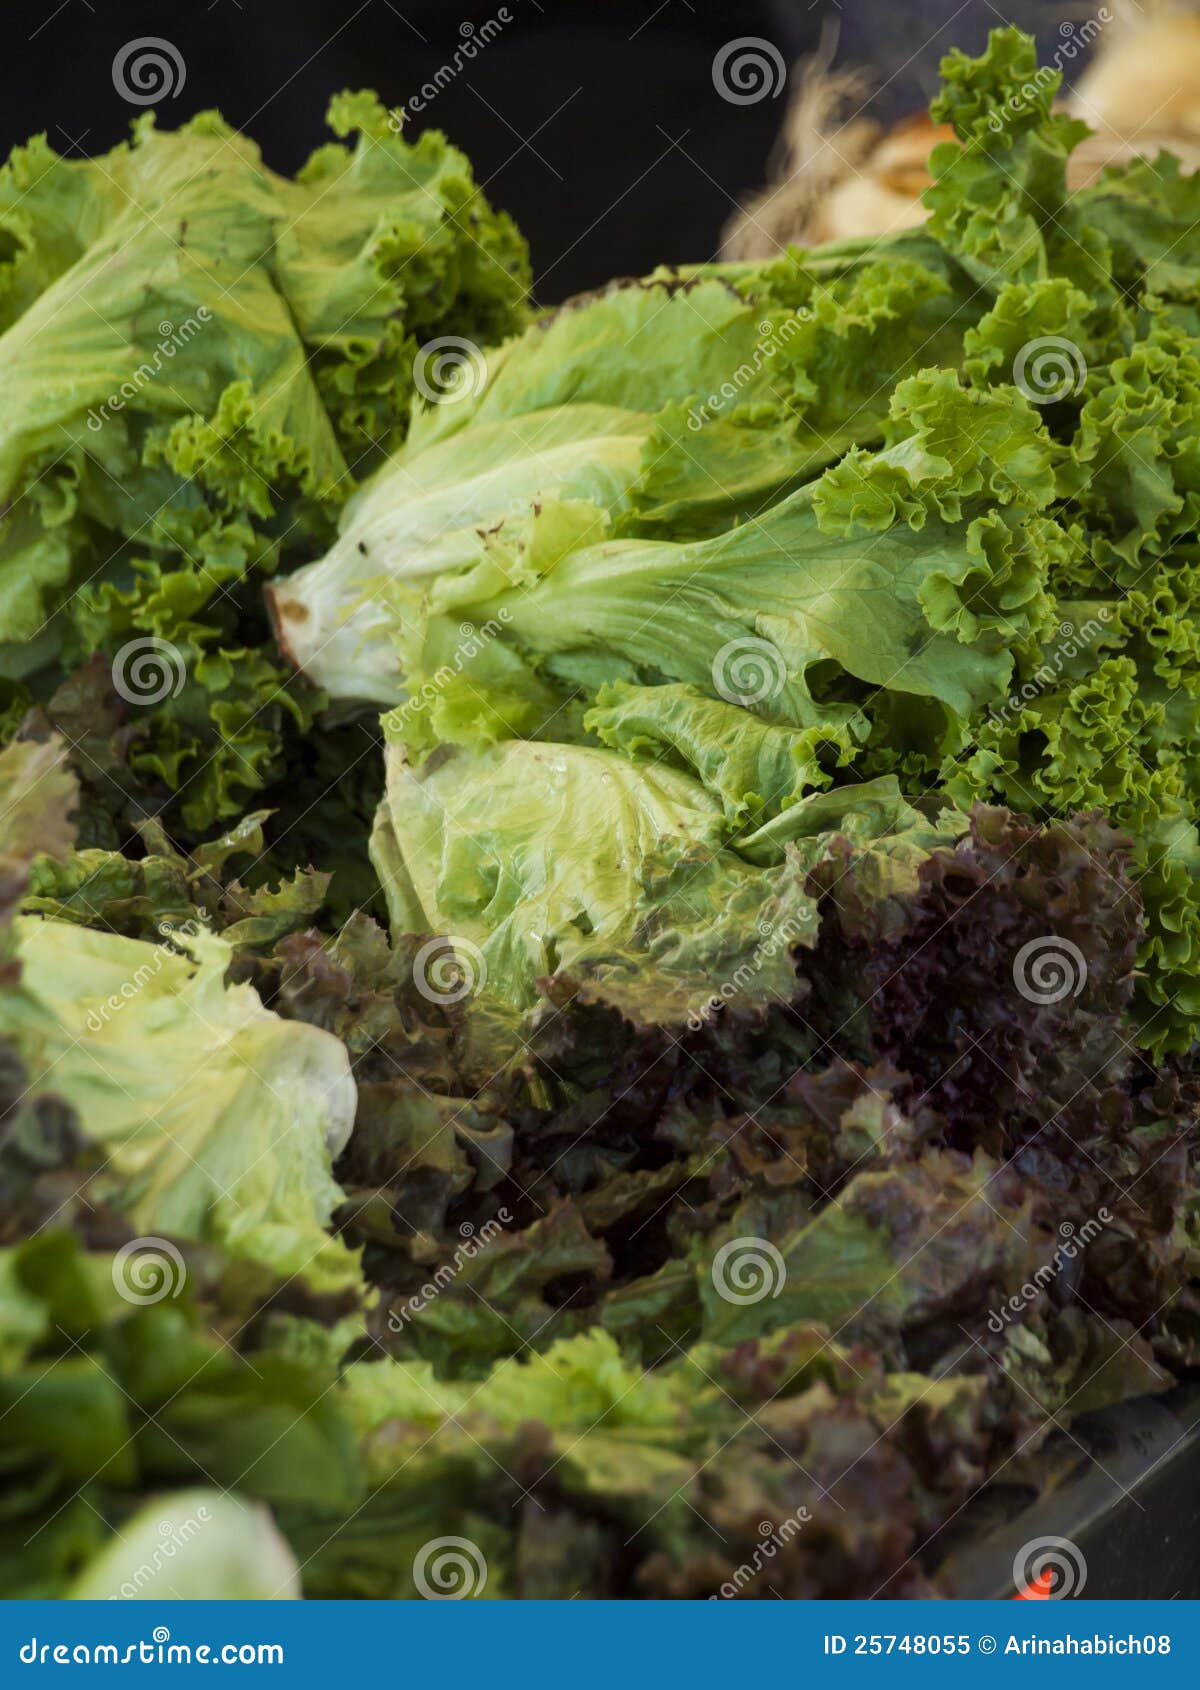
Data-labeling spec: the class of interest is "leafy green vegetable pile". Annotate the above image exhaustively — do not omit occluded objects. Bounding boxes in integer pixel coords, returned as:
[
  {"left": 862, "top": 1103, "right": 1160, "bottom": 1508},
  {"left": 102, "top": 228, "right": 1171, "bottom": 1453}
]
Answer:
[
  {"left": 2, "top": 30, "right": 1200, "bottom": 1600},
  {"left": 0, "top": 92, "right": 528, "bottom": 890}
]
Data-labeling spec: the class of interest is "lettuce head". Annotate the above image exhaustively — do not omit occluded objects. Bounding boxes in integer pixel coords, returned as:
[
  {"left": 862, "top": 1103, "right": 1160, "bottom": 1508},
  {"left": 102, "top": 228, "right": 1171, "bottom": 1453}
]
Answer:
[{"left": 0, "top": 93, "right": 529, "bottom": 839}]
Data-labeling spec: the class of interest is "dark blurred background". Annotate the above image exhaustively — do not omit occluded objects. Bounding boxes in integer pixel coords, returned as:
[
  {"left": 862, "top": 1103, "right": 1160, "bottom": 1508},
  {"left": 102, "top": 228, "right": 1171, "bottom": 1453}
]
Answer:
[{"left": 8, "top": 0, "right": 1074, "bottom": 299}]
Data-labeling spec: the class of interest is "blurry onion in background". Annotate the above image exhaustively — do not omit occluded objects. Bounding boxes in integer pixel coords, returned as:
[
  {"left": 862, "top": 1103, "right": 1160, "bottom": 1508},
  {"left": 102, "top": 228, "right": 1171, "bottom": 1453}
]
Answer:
[{"left": 723, "top": 0, "right": 1200, "bottom": 256}]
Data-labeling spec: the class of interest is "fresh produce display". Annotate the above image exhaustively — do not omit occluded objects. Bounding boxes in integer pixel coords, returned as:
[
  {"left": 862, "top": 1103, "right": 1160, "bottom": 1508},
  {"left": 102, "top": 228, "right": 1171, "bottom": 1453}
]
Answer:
[{"left": 1, "top": 28, "right": 1199, "bottom": 1600}]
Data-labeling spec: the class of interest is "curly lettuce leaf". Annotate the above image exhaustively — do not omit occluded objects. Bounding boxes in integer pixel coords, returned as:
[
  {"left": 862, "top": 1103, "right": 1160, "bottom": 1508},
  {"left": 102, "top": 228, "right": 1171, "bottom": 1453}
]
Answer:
[
  {"left": 924, "top": 28, "right": 1109, "bottom": 295},
  {"left": 270, "top": 277, "right": 817, "bottom": 701},
  {"left": 271, "top": 248, "right": 987, "bottom": 704},
  {"left": 457, "top": 484, "right": 1018, "bottom": 732},
  {"left": 0, "top": 95, "right": 529, "bottom": 831},
  {"left": 370, "top": 737, "right": 821, "bottom": 1018},
  {"left": 583, "top": 679, "right": 862, "bottom": 827},
  {"left": 0, "top": 918, "right": 359, "bottom": 1293}
]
